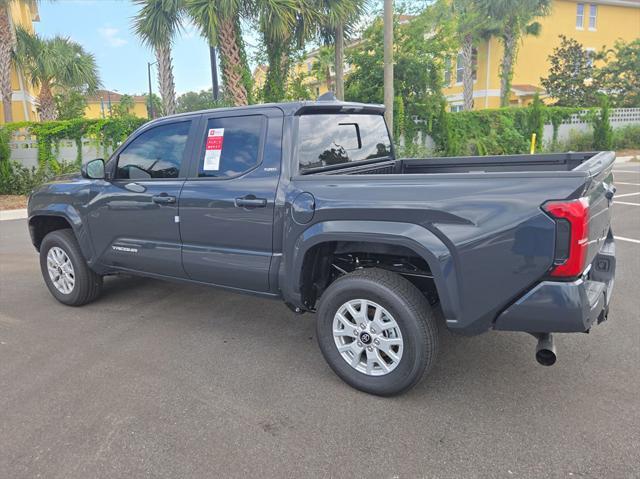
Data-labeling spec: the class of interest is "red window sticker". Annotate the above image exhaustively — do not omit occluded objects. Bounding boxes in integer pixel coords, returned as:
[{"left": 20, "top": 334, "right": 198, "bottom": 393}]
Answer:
[{"left": 203, "top": 128, "right": 224, "bottom": 170}]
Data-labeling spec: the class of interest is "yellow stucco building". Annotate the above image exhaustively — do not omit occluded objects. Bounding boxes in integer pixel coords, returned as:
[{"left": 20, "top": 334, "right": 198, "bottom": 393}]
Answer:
[
  {"left": 443, "top": 0, "right": 640, "bottom": 111},
  {"left": 84, "top": 90, "right": 148, "bottom": 119},
  {"left": 1, "top": 0, "right": 40, "bottom": 123}
]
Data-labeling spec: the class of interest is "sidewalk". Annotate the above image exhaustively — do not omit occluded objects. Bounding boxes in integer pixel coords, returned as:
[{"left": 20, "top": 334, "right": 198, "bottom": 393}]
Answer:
[{"left": 0, "top": 209, "right": 27, "bottom": 221}]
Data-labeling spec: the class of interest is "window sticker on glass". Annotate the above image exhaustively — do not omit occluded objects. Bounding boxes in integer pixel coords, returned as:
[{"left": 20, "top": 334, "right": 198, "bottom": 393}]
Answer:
[{"left": 204, "top": 128, "right": 224, "bottom": 170}]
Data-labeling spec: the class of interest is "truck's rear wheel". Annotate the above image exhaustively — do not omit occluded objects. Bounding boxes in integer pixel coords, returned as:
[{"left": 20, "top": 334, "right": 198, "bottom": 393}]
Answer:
[
  {"left": 316, "top": 268, "right": 438, "bottom": 396},
  {"left": 39, "top": 229, "right": 102, "bottom": 306}
]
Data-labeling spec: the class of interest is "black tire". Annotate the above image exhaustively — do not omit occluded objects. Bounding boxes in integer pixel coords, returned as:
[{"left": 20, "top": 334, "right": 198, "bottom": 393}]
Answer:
[
  {"left": 39, "top": 229, "right": 102, "bottom": 306},
  {"left": 316, "top": 268, "right": 438, "bottom": 396}
]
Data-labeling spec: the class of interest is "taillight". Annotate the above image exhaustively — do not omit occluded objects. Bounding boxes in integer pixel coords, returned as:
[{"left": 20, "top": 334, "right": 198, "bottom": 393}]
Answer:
[{"left": 543, "top": 198, "right": 589, "bottom": 278}]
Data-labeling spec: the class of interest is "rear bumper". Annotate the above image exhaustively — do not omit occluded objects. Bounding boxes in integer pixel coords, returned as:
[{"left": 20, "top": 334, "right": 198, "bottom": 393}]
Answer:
[{"left": 494, "top": 237, "right": 615, "bottom": 333}]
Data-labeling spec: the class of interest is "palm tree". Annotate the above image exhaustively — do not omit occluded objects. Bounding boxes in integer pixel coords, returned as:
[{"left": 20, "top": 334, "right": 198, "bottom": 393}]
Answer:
[
  {"left": 481, "top": 0, "right": 551, "bottom": 107},
  {"left": 133, "top": 0, "right": 183, "bottom": 115},
  {"left": 13, "top": 28, "right": 100, "bottom": 121},
  {"left": 0, "top": 0, "right": 13, "bottom": 122},
  {"left": 184, "top": 0, "right": 251, "bottom": 106},
  {"left": 449, "top": 0, "right": 490, "bottom": 111},
  {"left": 316, "top": 0, "right": 366, "bottom": 101},
  {"left": 254, "top": 0, "right": 320, "bottom": 103},
  {"left": 311, "top": 45, "right": 334, "bottom": 92}
]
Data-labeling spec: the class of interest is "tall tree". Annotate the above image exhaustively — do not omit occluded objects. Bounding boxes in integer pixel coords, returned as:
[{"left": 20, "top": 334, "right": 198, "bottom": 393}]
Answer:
[
  {"left": 133, "top": 0, "right": 182, "bottom": 115},
  {"left": 0, "top": 0, "right": 14, "bottom": 122},
  {"left": 540, "top": 35, "right": 600, "bottom": 107},
  {"left": 481, "top": 0, "right": 551, "bottom": 107},
  {"left": 316, "top": 0, "right": 366, "bottom": 101},
  {"left": 448, "top": 0, "right": 489, "bottom": 111},
  {"left": 311, "top": 45, "right": 334, "bottom": 92},
  {"left": 254, "top": 0, "right": 319, "bottom": 103},
  {"left": 14, "top": 27, "right": 100, "bottom": 120},
  {"left": 184, "top": 0, "right": 252, "bottom": 106}
]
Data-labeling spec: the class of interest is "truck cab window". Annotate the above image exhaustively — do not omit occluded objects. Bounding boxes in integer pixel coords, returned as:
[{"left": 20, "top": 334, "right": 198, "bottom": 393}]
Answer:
[
  {"left": 198, "top": 115, "right": 265, "bottom": 178},
  {"left": 116, "top": 121, "right": 190, "bottom": 180},
  {"left": 298, "top": 114, "right": 391, "bottom": 172}
]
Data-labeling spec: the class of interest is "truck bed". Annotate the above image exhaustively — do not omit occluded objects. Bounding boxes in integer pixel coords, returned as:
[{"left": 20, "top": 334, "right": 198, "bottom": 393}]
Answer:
[{"left": 313, "top": 152, "right": 608, "bottom": 176}]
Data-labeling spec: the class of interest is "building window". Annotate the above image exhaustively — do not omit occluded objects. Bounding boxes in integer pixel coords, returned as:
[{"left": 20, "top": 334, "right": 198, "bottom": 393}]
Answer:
[
  {"left": 576, "top": 3, "right": 584, "bottom": 29},
  {"left": 450, "top": 104, "right": 464, "bottom": 113},
  {"left": 588, "top": 4, "right": 597, "bottom": 30},
  {"left": 444, "top": 57, "right": 452, "bottom": 86},
  {"left": 455, "top": 49, "right": 477, "bottom": 84},
  {"left": 307, "top": 61, "right": 312, "bottom": 73}
]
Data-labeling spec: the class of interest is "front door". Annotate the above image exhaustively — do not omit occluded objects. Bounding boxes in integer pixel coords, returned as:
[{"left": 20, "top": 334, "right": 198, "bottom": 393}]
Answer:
[
  {"left": 179, "top": 109, "right": 283, "bottom": 292},
  {"left": 88, "top": 119, "right": 195, "bottom": 277}
]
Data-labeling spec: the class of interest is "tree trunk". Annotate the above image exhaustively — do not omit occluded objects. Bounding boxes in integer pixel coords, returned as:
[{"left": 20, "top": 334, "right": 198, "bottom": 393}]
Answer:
[
  {"left": 37, "top": 82, "right": 57, "bottom": 121},
  {"left": 499, "top": 25, "right": 518, "bottom": 108},
  {"left": 461, "top": 33, "right": 474, "bottom": 111},
  {"left": 326, "top": 65, "right": 331, "bottom": 92},
  {"left": 334, "top": 22, "right": 344, "bottom": 101},
  {"left": 0, "top": 5, "right": 14, "bottom": 123},
  {"left": 383, "top": 0, "right": 394, "bottom": 131},
  {"left": 217, "top": 17, "right": 248, "bottom": 106},
  {"left": 263, "top": 39, "right": 289, "bottom": 103},
  {"left": 155, "top": 43, "right": 177, "bottom": 116}
]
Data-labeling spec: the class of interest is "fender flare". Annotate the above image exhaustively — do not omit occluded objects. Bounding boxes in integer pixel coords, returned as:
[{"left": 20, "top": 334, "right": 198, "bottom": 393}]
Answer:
[
  {"left": 282, "top": 220, "right": 461, "bottom": 323},
  {"left": 28, "top": 205, "right": 95, "bottom": 262}
]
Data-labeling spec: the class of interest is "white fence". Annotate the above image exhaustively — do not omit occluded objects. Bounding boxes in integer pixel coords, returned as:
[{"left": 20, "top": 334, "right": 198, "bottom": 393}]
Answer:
[{"left": 542, "top": 107, "right": 640, "bottom": 144}]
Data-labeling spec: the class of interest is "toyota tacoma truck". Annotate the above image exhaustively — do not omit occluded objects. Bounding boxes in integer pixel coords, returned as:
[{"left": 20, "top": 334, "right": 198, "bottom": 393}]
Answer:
[{"left": 28, "top": 100, "right": 616, "bottom": 396}]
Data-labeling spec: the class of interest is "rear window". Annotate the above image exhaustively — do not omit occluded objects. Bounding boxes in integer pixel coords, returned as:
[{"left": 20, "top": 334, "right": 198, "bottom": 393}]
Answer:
[{"left": 297, "top": 114, "right": 391, "bottom": 172}]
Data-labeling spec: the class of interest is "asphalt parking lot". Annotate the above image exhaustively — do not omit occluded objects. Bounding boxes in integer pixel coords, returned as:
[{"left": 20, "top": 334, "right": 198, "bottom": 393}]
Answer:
[{"left": 1, "top": 163, "right": 639, "bottom": 479}]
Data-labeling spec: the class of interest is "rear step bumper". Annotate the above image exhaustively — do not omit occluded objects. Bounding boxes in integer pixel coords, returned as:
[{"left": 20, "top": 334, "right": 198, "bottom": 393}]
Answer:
[{"left": 494, "top": 237, "right": 615, "bottom": 333}]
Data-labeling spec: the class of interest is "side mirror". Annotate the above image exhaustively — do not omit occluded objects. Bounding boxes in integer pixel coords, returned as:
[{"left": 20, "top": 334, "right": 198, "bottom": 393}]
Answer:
[{"left": 82, "top": 159, "right": 105, "bottom": 180}]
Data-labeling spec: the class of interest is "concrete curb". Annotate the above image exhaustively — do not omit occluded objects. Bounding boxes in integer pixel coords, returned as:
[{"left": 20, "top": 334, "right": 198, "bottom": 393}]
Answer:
[{"left": 0, "top": 209, "right": 28, "bottom": 221}]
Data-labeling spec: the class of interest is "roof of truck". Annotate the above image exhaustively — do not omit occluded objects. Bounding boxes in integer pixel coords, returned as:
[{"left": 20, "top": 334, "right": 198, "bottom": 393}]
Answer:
[{"left": 156, "top": 99, "right": 386, "bottom": 122}]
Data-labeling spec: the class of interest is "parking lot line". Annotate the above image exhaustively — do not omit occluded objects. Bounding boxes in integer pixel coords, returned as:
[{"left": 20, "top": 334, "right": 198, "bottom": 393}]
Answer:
[
  {"left": 615, "top": 192, "right": 640, "bottom": 198},
  {"left": 613, "top": 170, "right": 640, "bottom": 174},
  {"left": 615, "top": 182, "right": 640, "bottom": 186},
  {"left": 615, "top": 236, "right": 640, "bottom": 244},
  {"left": 614, "top": 201, "right": 640, "bottom": 206}
]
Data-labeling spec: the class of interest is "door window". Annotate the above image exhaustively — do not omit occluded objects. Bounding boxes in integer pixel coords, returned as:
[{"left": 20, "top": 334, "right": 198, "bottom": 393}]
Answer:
[
  {"left": 116, "top": 121, "right": 190, "bottom": 180},
  {"left": 198, "top": 115, "right": 265, "bottom": 178}
]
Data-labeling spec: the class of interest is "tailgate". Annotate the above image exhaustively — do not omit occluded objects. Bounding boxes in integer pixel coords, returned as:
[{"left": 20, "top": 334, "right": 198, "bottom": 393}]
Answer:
[{"left": 577, "top": 152, "right": 616, "bottom": 267}]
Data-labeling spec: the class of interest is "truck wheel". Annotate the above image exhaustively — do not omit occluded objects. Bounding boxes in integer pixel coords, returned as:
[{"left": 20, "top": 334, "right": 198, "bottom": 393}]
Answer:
[
  {"left": 316, "top": 268, "right": 438, "bottom": 396},
  {"left": 39, "top": 229, "right": 102, "bottom": 306}
]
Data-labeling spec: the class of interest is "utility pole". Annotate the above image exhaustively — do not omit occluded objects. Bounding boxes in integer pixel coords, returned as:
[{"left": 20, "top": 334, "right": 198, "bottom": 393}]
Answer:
[
  {"left": 147, "top": 61, "right": 156, "bottom": 119},
  {"left": 210, "top": 46, "right": 219, "bottom": 101},
  {"left": 383, "top": 0, "right": 394, "bottom": 131}
]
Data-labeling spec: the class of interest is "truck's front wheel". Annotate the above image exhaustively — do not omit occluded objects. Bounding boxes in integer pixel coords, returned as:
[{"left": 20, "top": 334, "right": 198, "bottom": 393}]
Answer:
[
  {"left": 39, "top": 229, "right": 103, "bottom": 306},
  {"left": 316, "top": 268, "right": 438, "bottom": 396}
]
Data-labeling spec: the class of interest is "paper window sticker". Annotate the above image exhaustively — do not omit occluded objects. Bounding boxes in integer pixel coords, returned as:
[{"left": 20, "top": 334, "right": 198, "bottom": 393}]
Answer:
[{"left": 203, "top": 128, "right": 225, "bottom": 171}]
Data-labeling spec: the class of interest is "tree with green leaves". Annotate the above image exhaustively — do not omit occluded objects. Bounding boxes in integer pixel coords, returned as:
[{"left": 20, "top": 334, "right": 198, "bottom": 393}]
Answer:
[
  {"left": 315, "top": 0, "right": 366, "bottom": 100},
  {"left": 345, "top": 9, "right": 452, "bottom": 137},
  {"left": 254, "top": 0, "right": 320, "bottom": 103},
  {"left": 540, "top": 35, "right": 600, "bottom": 107},
  {"left": 184, "top": 0, "right": 252, "bottom": 106},
  {"left": 54, "top": 90, "right": 88, "bottom": 120},
  {"left": 14, "top": 27, "right": 100, "bottom": 121},
  {"left": 445, "top": 0, "right": 491, "bottom": 111},
  {"left": 133, "top": 0, "right": 183, "bottom": 115},
  {"left": 597, "top": 39, "right": 640, "bottom": 108},
  {"left": 176, "top": 88, "right": 231, "bottom": 112},
  {"left": 481, "top": 0, "right": 551, "bottom": 107},
  {"left": 311, "top": 45, "right": 334, "bottom": 92}
]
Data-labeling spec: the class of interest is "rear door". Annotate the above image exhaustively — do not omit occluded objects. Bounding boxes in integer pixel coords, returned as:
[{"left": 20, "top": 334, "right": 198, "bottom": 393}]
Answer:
[
  {"left": 89, "top": 119, "right": 196, "bottom": 277},
  {"left": 178, "top": 107, "right": 283, "bottom": 292}
]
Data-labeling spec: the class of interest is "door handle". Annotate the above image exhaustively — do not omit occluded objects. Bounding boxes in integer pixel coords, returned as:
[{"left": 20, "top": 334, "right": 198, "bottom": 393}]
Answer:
[
  {"left": 235, "top": 195, "right": 267, "bottom": 208},
  {"left": 152, "top": 194, "right": 176, "bottom": 204}
]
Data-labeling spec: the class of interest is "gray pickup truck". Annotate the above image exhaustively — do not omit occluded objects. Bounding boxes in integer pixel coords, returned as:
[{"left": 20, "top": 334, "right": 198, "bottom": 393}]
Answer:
[{"left": 28, "top": 100, "right": 616, "bottom": 395}]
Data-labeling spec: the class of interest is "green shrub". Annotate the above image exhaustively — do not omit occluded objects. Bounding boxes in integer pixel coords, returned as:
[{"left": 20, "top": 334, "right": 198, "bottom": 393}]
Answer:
[
  {"left": 613, "top": 125, "right": 640, "bottom": 150},
  {"left": 592, "top": 97, "right": 613, "bottom": 150}
]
